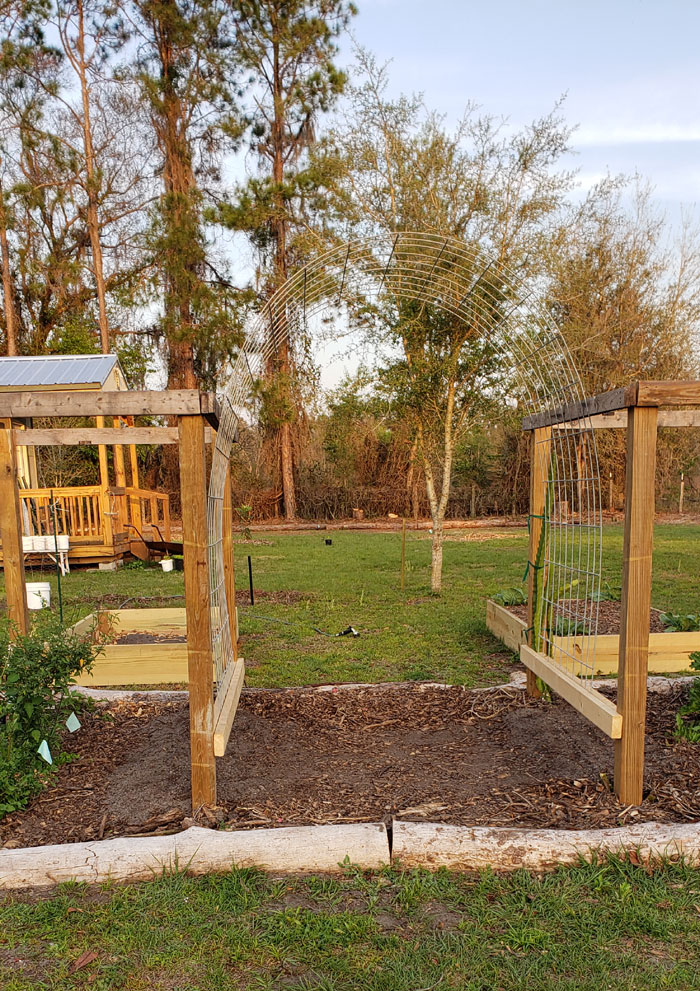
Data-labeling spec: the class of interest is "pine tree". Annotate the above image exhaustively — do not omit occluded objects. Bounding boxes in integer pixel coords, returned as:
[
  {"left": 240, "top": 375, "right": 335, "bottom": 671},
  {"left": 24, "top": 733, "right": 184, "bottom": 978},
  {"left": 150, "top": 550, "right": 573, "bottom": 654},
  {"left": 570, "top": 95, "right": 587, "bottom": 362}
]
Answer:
[{"left": 220, "top": 0, "right": 355, "bottom": 519}]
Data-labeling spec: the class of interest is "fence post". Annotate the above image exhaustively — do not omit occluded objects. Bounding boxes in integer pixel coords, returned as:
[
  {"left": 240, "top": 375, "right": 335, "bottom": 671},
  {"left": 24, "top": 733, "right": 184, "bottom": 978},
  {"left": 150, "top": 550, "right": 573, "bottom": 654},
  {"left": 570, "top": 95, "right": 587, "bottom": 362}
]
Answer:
[
  {"left": 178, "top": 412, "right": 217, "bottom": 811},
  {"left": 526, "top": 425, "right": 552, "bottom": 696},
  {"left": 614, "top": 404, "right": 658, "bottom": 806},
  {"left": 0, "top": 427, "right": 29, "bottom": 635}
]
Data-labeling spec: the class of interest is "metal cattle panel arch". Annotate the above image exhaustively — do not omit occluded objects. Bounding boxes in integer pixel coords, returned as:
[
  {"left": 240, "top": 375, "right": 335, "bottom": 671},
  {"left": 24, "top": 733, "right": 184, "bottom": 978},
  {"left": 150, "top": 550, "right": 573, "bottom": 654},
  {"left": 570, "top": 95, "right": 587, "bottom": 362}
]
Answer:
[{"left": 207, "top": 232, "right": 603, "bottom": 694}]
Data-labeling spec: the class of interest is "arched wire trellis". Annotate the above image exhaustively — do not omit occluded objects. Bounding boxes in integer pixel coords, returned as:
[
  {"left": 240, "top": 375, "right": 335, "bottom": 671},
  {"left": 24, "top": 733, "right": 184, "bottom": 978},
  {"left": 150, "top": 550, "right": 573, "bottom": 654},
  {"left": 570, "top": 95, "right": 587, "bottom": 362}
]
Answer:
[{"left": 207, "top": 232, "right": 602, "bottom": 691}]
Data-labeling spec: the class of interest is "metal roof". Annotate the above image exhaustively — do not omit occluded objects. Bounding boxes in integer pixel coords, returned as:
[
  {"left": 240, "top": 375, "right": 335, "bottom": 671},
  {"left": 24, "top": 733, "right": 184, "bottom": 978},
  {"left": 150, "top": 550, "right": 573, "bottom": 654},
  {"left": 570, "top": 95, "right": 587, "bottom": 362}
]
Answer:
[{"left": 0, "top": 354, "right": 123, "bottom": 390}]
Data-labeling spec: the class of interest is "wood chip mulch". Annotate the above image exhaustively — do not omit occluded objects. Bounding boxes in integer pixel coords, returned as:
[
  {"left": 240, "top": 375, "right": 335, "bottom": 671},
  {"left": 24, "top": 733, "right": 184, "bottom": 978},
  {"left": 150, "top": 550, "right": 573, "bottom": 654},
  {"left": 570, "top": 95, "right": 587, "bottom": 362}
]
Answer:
[{"left": 2, "top": 683, "right": 698, "bottom": 849}]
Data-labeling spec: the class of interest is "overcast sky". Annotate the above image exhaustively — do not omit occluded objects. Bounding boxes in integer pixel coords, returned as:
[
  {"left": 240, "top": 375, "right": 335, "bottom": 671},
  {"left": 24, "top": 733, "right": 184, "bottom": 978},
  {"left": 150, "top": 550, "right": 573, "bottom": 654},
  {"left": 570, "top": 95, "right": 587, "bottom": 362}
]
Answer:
[{"left": 342, "top": 0, "right": 699, "bottom": 222}]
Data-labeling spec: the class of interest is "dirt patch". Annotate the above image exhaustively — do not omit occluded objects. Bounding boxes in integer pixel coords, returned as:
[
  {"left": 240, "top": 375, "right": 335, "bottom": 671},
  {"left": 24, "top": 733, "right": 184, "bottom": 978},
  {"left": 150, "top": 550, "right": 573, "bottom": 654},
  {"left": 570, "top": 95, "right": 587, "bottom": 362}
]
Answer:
[
  {"left": 2, "top": 683, "right": 698, "bottom": 849},
  {"left": 115, "top": 632, "right": 187, "bottom": 645},
  {"left": 510, "top": 599, "right": 668, "bottom": 635}
]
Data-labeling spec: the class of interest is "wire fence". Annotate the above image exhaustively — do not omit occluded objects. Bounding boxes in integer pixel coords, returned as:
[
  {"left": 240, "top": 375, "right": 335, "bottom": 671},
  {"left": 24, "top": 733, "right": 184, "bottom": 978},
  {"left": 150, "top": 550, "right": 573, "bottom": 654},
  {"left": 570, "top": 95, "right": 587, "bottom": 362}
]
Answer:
[{"left": 206, "top": 233, "right": 603, "bottom": 690}]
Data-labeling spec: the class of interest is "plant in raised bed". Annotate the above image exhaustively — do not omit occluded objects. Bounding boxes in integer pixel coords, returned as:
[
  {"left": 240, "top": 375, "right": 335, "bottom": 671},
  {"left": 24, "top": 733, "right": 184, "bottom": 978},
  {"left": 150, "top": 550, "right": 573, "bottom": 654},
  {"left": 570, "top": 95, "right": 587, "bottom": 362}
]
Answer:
[
  {"left": 675, "top": 651, "right": 700, "bottom": 743},
  {"left": 659, "top": 612, "right": 700, "bottom": 633},
  {"left": 551, "top": 616, "right": 590, "bottom": 636},
  {"left": 0, "top": 617, "right": 98, "bottom": 815},
  {"left": 492, "top": 587, "right": 527, "bottom": 606}
]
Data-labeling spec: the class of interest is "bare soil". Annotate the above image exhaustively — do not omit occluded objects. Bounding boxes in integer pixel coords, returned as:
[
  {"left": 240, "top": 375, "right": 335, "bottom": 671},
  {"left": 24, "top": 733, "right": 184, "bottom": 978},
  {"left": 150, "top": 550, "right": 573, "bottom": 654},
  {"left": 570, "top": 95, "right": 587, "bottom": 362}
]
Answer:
[
  {"left": 510, "top": 600, "right": 668, "bottom": 635},
  {"left": 2, "top": 683, "right": 698, "bottom": 849}
]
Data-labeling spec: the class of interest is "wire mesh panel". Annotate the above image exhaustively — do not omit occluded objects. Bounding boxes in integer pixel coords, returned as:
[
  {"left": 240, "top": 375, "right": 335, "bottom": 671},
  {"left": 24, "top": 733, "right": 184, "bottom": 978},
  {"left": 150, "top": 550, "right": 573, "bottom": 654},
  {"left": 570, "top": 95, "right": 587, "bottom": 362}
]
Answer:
[{"left": 207, "top": 232, "right": 603, "bottom": 692}]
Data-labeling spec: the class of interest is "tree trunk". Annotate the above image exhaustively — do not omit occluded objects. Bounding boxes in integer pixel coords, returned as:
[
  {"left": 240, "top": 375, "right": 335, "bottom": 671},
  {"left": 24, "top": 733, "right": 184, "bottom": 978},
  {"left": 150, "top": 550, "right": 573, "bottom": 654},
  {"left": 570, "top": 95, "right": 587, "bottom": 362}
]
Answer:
[
  {"left": 430, "top": 518, "right": 444, "bottom": 594},
  {"left": 0, "top": 177, "right": 17, "bottom": 356},
  {"left": 271, "top": 31, "right": 296, "bottom": 520},
  {"left": 76, "top": 0, "right": 110, "bottom": 354}
]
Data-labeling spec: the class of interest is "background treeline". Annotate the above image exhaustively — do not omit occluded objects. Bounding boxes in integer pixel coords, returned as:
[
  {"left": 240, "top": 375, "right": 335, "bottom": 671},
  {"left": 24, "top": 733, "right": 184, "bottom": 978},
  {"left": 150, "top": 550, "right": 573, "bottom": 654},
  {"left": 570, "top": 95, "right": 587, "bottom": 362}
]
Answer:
[{"left": 2, "top": 1, "right": 700, "bottom": 522}]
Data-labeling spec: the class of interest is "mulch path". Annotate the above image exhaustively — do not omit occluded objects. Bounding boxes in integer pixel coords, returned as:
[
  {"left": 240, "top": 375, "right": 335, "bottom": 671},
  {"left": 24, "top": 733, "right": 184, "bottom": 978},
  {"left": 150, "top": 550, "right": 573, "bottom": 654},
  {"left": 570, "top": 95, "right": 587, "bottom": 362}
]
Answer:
[
  {"left": 2, "top": 683, "right": 699, "bottom": 849},
  {"left": 510, "top": 600, "right": 668, "bottom": 635}
]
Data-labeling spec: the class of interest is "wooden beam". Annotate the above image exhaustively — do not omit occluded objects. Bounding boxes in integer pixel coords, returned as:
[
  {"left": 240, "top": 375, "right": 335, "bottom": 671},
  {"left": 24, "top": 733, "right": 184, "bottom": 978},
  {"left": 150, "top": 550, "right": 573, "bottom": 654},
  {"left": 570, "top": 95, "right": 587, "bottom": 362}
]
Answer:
[
  {"left": 635, "top": 381, "right": 700, "bottom": 407},
  {"left": 126, "top": 416, "right": 140, "bottom": 489},
  {"left": 614, "top": 405, "right": 658, "bottom": 805},
  {"left": 520, "top": 645, "right": 622, "bottom": 739},
  {"left": 554, "top": 409, "right": 700, "bottom": 430},
  {"left": 213, "top": 659, "right": 245, "bottom": 757},
  {"left": 0, "top": 427, "right": 29, "bottom": 635},
  {"left": 0, "top": 389, "right": 219, "bottom": 425},
  {"left": 12, "top": 427, "right": 215, "bottom": 446},
  {"left": 178, "top": 414, "right": 217, "bottom": 811},
  {"left": 526, "top": 426, "right": 552, "bottom": 696},
  {"left": 522, "top": 387, "right": 633, "bottom": 430},
  {"left": 222, "top": 464, "right": 238, "bottom": 660},
  {"left": 485, "top": 600, "right": 527, "bottom": 652}
]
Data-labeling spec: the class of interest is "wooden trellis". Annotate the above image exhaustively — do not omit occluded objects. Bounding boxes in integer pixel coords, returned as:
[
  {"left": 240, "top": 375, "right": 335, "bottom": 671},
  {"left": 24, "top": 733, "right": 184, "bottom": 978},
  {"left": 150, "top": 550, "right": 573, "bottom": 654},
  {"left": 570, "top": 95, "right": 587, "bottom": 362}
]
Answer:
[
  {"left": 523, "top": 380, "right": 700, "bottom": 806},
  {"left": 0, "top": 389, "right": 238, "bottom": 811}
]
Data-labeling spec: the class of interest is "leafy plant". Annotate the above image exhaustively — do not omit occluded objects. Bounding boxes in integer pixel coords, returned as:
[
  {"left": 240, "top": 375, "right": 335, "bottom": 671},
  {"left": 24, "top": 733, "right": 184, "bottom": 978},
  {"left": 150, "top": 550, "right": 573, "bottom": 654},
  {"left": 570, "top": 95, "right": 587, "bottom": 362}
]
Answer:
[
  {"left": 675, "top": 651, "right": 700, "bottom": 742},
  {"left": 235, "top": 504, "right": 253, "bottom": 542},
  {"left": 551, "top": 616, "right": 590, "bottom": 637},
  {"left": 660, "top": 612, "right": 700, "bottom": 633},
  {"left": 492, "top": 587, "right": 527, "bottom": 607},
  {"left": 592, "top": 581, "right": 621, "bottom": 602},
  {"left": 0, "top": 617, "right": 99, "bottom": 815}
]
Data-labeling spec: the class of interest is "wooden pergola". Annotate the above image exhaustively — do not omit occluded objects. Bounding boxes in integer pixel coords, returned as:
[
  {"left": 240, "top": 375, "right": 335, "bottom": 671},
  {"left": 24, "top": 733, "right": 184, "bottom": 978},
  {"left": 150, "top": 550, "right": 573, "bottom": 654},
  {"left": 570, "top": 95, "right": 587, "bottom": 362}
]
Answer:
[
  {"left": 522, "top": 381, "right": 700, "bottom": 806},
  {"left": 0, "top": 389, "right": 238, "bottom": 811}
]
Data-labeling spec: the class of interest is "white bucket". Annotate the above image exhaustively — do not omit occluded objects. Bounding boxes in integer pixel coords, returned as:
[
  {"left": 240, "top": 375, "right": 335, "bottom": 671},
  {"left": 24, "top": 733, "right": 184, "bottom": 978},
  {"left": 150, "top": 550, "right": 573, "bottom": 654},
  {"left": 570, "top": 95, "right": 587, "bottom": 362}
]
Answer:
[
  {"left": 22, "top": 536, "right": 34, "bottom": 553},
  {"left": 55, "top": 534, "right": 69, "bottom": 551},
  {"left": 161, "top": 558, "right": 174, "bottom": 572},
  {"left": 33, "top": 535, "right": 52, "bottom": 552},
  {"left": 26, "top": 581, "right": 51, "bottom": 610}
]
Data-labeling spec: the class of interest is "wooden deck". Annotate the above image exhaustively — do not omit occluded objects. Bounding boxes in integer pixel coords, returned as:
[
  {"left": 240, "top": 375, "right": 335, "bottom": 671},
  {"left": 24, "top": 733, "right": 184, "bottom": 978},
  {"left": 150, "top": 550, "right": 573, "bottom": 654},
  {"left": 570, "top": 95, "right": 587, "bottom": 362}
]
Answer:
[{"left": 0, "top": 483, "right": 170, "bottom": 566}]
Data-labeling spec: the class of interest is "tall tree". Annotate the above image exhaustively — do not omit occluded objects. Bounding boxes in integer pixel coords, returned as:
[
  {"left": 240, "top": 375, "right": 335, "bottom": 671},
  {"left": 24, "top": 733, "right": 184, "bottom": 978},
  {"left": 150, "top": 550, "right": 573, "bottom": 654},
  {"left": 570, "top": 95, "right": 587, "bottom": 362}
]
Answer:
[
  {"left": 130, "top": 0, "right": 245, "bottom": 390},
  {"left": 222, "top": 0, "right": 355, "bottom": 519},
  {"left": 55, "top": 0, "right": 128, "bottom": 353},
  {"left": 321, "top": 52, "right": 574, "bottom": 590}
]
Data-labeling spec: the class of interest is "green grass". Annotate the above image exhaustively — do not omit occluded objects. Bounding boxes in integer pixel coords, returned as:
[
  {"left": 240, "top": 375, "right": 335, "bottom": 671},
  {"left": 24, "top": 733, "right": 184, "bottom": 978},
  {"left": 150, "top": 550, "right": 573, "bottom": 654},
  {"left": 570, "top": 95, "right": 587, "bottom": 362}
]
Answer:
[
  {"left": 2, "top": 859, "right": 700, "bottom": 989},
  {"left": 2, "top": 523, "right": 700, "bottom": 688}
]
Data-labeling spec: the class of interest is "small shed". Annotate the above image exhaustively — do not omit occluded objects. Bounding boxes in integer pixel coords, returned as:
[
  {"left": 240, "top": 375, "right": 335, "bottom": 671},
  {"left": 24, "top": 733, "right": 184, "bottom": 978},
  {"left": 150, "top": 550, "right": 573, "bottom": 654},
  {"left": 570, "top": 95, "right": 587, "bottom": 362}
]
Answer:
[{"left": 0, "top": 354, "right": 170, "bottom": 566}]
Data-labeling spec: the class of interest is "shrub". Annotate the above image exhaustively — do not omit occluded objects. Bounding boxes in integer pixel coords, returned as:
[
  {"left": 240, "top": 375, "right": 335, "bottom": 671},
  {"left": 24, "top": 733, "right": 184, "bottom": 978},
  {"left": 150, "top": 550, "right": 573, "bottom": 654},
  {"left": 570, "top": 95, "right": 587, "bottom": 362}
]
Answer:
[
  {"left": 675, "top": 651, "right": 700, "bottom": 743},
  {"left": 0, "top": 617, "right": 98, "bottom": 815}
]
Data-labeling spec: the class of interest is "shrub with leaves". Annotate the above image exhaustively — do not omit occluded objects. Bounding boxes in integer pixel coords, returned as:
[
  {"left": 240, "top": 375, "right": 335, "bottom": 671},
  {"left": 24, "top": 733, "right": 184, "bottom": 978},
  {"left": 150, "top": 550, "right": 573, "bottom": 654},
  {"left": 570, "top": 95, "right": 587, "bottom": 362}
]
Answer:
[
  {"left": 0, "top": 617, "right": 98, "bottom": 815},
  {"left": 492, "top": 587, "right": 527, "bottom": 607},
  {"left": 660, "top": 612, "right": 700, "bottom": 633},
  {"left": 675, "top": 651, "right": 700, "bottom": 743}
]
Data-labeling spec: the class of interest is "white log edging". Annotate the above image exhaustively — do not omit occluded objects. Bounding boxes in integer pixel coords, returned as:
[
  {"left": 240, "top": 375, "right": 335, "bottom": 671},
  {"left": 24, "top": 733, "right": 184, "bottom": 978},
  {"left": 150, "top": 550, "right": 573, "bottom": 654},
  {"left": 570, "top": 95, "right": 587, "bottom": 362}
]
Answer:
[
  {"left": 392, "top": 820, "right": 700, "bottom": 872},
  {"left": 0, "top": 823, "right": 389, "bottom": 889}
]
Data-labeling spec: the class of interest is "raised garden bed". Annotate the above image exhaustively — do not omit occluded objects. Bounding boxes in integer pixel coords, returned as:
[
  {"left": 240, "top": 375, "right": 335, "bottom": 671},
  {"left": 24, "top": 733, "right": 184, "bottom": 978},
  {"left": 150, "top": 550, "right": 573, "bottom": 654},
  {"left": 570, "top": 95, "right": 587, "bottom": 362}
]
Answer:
[
  {"left": 486, "top": 599, "right": 700, "bottom": 675},
  {"left": 72, "top": 608, "right": 190, "bottom": 687},
  {"left": 2, "top": 681, "right": 699, "bottom": 850}
]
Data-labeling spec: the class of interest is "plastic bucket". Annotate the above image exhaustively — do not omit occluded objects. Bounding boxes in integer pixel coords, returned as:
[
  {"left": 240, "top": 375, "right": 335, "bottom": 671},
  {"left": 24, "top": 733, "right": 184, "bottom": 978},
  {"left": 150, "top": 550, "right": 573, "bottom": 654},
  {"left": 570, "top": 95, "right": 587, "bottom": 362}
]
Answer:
[
  {"left": 55, "top": 534, "right": 69, "bottom": 551},
  {"left": 22, "top": 536, "right": 34, "bottom": 553},
  {"left": 34, "top": 536, "right": 52, "bottom": 552},
  {"left": 161, "top": 559, "right": 174, "bottom": 572},
  {"left": 26, "top": 582, "right": 51, "bottom": 610}
]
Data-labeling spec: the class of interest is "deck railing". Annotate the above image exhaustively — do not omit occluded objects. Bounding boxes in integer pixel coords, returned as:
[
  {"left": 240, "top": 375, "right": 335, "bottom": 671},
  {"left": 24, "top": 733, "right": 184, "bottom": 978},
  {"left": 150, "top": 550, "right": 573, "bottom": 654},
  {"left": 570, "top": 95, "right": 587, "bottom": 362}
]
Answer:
[{"left": 15, "top": 485, "right": 170, "bottom": 546}]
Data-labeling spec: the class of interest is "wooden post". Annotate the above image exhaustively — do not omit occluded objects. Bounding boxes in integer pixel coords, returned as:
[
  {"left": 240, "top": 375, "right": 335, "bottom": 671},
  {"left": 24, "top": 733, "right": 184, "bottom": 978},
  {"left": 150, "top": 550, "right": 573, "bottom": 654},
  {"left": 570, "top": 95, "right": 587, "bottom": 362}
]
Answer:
[
  {"left": 679, "top": 471, "right": 685, "bottom": 514},
  {"left": 526, "top": 426, "right": 552, "bottom": 697},
  {"left": 126, "top": 416, "right": 140, "bottom": 489},
  {"left": 178, "top": 413, "right": 217, "bottom": 810},
  {"left": 609, "top": 471, "right": 614, "bottom": 512},
  {"left": 112, "top": 416, "right": 127, "bottom": 531},
  {"left": 96, "top": 416, "right": 113, "bottom": 550},
  {"left": 614, "top": 404, "right": 658, "bottom": 806},
  {"left": 222, "top": 464, "right": 238, "bottom": 659},
  {"left": 0, "top": 426, "right": 29, "bottom": 635}
]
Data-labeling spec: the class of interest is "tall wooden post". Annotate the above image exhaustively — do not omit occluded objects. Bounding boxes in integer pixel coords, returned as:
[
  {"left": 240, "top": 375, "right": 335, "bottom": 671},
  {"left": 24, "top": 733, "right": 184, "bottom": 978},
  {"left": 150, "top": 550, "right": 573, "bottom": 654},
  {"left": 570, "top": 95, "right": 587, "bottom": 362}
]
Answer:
[
  {"left": 614, "top": 405, "right": 658, "bottom": 806},
  {"left": 126, "top": 416, "right": 140, "bottom": 489},
  {"left": 0, "top": 427, "right": 29, "bottom": 635},
  {"left": 96, "top": 416, "right": 113, "bottom": 550},
  {"left": 178, "top": 413, "right": 217, "bottom": 810},
  {"left": 526, "top": 426, "right": 552, "bottom": 696},
  {"left": 222, "top": 463, "right": 238, "bottom": 659}
]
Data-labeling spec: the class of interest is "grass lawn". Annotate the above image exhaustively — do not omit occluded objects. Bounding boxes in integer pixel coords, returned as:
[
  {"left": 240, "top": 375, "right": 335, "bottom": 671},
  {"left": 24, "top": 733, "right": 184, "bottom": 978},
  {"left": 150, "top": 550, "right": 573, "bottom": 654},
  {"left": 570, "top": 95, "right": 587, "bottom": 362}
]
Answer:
[
  {"left": 2, "top": 523, "right": 700, "bottom": 688},
  {"left": 2, "top": 859, "right": 700, "bottom": 989}
]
